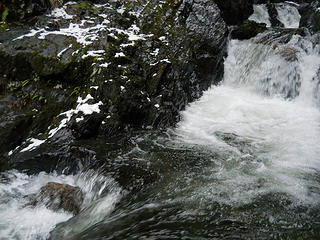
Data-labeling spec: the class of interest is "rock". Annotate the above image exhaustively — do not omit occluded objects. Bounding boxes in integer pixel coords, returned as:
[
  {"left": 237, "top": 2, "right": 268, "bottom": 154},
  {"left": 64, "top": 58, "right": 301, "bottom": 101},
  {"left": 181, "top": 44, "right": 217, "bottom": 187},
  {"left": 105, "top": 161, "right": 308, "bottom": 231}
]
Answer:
[
  {"left": 0, "top": 113, "right": 33, "bottom": 156},
  {"left": 8, "top": 134, "right": 96, "bottom": 175},
  {"left": 0, "top": 0, "right": 228, "bottom": 174},
  {"left": 28, "top": 182, "right": 84, "bottom": 214},
  {"left": 0, "top": 0, "right": 66, "bottom": 23},
  {"left": 69, "top": 112, "right": 104, "bottom": 140},
  {"left": 231, "top": 20, "right": 267, "bottom": 40},
  {"left": 266, "top": 3, "right": 285, "bottom": 28},
  {"left": 299, "top": 1, "right": 320, "bottom": 34},
  {"left": 2, "top": 0, "right": 48, "bottom": 23},
  {"left": 214, "top": 0, "right": 254, "bottom": 25},
  {"left": 0, "top": 156, "right": 8, "bottom": 172}
]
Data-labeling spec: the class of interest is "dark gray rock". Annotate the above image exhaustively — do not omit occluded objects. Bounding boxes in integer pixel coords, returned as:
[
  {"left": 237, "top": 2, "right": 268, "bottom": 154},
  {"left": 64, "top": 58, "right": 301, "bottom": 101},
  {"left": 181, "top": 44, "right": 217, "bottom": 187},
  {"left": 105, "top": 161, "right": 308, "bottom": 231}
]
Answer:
[
  {"left": 8, "top": 134, "right": 96, "bottom": 175},
  {"left": 0, "top": 0, "right": 228, "bottom": 174},
  {"left": 299, "top": 1, "right": 320, "bottom": 34},
  {"left": 28, "top": 182, "right": 84, "bottom": 214},
  {"left": 266, "top": 3, "right": 285, "bottom": 28},
  {"left": 231, "top": 20, "right": 267, "bottom": 40},
  {"left": 69, "top": 112, "right": 104, "bottom": 139},
  {"left": 214, "top": 0, "right": 254, "bottom": 25}
]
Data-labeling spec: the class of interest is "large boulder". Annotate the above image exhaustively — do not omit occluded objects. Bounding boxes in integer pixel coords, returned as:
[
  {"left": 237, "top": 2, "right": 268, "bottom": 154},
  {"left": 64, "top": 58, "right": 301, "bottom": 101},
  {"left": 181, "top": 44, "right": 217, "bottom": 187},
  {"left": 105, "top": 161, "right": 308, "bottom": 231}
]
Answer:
[
  {"left": 299, "top": 1, "right": 320, "bottom": 34},
  {"left": 214, "top": 0, "right": 254, "bottom": 25},
  {"left": 1, "top": 0, "right": 64, "bottom": 23},
  {"left": 1, "top": 0, "right": 228, "bottom": 173},
  {"left": 28, "top": 182, "right": 84, "bottom": 214}
]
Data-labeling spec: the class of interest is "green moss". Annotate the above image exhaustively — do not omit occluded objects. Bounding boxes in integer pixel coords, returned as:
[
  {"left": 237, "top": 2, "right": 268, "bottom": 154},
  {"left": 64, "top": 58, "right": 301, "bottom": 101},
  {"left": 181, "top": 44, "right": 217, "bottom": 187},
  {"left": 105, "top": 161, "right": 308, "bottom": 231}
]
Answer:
[
  {"left": 74, "top": 2, "right": 97, "bottom": 13},
  {"left": 1, "top": 7, "right": 8, "bottom": 22},
  {"left": 40, "top": 44, "right": 48, "bottom": 49}
]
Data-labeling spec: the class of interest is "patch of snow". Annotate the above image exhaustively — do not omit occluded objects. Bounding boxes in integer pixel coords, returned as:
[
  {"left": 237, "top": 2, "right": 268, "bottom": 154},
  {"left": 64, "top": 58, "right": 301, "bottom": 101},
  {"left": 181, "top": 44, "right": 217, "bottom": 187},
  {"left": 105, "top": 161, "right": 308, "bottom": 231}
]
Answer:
[
  {"left": 48, "top": 94, "right": 102, "bottom": 138},
  {"left": 117, "top": 8, "right": 125, "bottom": 15},
  {"left": 108, "top": 32, "right": 118, "bottom": 39},
  {"left": 14, "top": 29, "right": 44, "bottom": 41},
  {"left": 100, "top": 63, "right": 110, "bottom": 68},
  {"left": 99, "top": 13, "right": 108, "bottom": 18},
  {"left": 120, "top": 42, "right": 135, "bottom": 48},
  {"left": 160, "top": 59, "right": 171, "bottom": 63},
  {"left": 76, "top": 116, "right": 84, "bottom": 122},
  {"left": 50, "top": 7, "right": 73, "bottom": 20},
  {"left": 57, "top": 44, "right": 73, "bottom": 57},
  {"left": 82, "top": 50, "right": 105, "bottom": 59},
  {"left": 151, "top": 48, "right": 160, "bottom": 56},
  {"left": 20, "top": 138, "right": 46, "bottom": 152},
  {"left": 115, "top": 52, "right": 125, "bottom": 58}
]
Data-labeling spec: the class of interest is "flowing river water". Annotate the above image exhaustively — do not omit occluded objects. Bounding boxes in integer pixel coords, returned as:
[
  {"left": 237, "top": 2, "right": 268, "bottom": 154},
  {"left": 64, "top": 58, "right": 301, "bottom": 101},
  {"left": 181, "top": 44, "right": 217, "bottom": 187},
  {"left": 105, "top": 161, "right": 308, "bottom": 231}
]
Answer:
[{"left": 1, "top": 3, "right": 320, "bottom": 240}]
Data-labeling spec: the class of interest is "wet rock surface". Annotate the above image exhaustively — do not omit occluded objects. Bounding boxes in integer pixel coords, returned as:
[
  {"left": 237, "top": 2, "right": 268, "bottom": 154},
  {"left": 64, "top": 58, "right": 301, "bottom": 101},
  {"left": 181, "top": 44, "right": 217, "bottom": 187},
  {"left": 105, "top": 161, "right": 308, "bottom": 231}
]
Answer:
[
  {"left": 299, "top": 1, "right": 320, "bottom": 34},
  {"left": 0, "top": 0, "right": 318, "bottom": 194},
  {"left": 214, "top": 0, "right": 254, "bottom": 26},
  {"left": 0, "top": 0, "right": 228, "bottom": 173},
  {"left": 231, "top": 20, "right": 267, "bottom": 40},
  {"left": 28, "top": 182, "right": 84, "bottom": 214}
]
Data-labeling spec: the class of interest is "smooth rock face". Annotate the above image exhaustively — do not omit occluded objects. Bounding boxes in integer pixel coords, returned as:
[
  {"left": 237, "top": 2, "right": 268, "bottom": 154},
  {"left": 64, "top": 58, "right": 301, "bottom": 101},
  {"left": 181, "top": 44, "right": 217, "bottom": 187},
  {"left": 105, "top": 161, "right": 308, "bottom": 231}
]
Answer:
[{"left": 28, "top": 182, "right": 84, "bottom": 215}]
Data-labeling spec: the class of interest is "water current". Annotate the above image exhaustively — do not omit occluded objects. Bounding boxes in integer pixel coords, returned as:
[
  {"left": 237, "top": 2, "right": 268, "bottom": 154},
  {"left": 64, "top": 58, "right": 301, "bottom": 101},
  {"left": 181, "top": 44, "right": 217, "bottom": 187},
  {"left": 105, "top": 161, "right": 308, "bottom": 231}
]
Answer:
[{"left": 1, "top": 2, "right": 320, "bottom": 240}]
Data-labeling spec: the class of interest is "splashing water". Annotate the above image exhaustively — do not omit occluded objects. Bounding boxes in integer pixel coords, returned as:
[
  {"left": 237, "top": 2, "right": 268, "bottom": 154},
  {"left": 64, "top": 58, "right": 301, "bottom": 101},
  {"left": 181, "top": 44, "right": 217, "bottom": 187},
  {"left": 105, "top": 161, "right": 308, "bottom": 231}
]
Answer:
[
  {"left": 276, "top": 3, "right": 301, "bottom": 28},
  {"left": 0, "top": 170, "right": 121, "bottom": 240},
  {"left": 249, "top": 4, "right": 271, "bottom": 27},
  {"left": 174, "top": 32, "right": 320, "bottom": 206}
]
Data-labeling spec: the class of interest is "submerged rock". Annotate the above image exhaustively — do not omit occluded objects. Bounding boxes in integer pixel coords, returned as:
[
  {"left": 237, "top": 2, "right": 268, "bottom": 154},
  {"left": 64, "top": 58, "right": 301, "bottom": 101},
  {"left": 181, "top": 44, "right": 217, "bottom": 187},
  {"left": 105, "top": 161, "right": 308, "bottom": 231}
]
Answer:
[
  {"left": 231, "top": 20, "right": 267, "bottom": 40},
  {"left": 28, "top": 182, "right": 84, "bottom": 214},
  {"left": 277, "top": 46, "right": 299, "bottom": 62}
]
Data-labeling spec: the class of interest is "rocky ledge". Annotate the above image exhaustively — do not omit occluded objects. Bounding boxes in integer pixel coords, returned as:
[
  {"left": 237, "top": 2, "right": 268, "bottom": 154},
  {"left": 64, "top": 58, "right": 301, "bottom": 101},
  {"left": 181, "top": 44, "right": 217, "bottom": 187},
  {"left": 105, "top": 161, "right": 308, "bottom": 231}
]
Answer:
[{"left": 0, "top": 0, "right": 232, "bottom": 173}]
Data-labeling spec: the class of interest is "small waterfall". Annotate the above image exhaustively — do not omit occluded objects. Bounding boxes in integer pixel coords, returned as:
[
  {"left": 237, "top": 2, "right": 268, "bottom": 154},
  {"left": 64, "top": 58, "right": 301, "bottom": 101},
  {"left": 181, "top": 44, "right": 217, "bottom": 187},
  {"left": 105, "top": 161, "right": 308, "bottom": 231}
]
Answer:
[
  {"left": 249, "top": 4, "right": 271, "bottom": 27},
  {"left": 174, "top": 31, "right": 320, "bottom": 205},
  {"left": 276, "top": 3, "right": 301, "bottom": 28}
]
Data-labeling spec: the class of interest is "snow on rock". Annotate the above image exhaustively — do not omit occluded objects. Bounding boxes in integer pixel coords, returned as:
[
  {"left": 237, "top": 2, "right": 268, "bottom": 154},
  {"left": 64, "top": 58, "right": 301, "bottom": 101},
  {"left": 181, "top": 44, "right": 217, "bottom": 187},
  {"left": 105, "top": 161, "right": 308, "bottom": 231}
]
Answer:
[
  {"left": 48, "top": 94, "right": 103, "bottom": 138},
  {"left": 20, "top": 138, "right": 46, "bottom": 152}
]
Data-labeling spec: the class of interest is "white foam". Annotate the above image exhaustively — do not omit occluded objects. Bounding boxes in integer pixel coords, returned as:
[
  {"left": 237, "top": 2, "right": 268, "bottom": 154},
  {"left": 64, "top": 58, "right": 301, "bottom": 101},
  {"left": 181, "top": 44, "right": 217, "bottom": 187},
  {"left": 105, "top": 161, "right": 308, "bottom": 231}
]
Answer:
[
  {"left": 0, "top": 170, "right": 121, "bottom": 240},
  {"left": 174, "top": 36, "right": 320, "bottom": 205},
  {"left": 249, "top": 4, "right": 271, "bottom": 27},
  {"left": 276, "top": 3, "right": 300, "bottom": 28}
]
